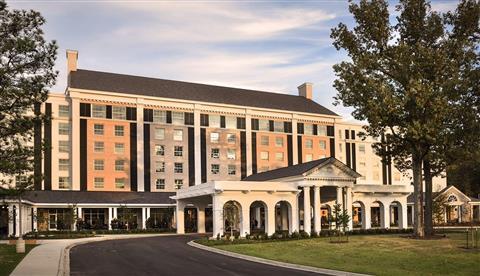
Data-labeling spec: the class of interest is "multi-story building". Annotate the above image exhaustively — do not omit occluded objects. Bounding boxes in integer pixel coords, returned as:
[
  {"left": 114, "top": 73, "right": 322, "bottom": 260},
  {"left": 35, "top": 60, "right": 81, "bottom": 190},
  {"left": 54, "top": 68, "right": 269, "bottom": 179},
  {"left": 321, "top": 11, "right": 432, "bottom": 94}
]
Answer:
[{"left": 1, "top": 50, "right": 478, "bottom": 239}]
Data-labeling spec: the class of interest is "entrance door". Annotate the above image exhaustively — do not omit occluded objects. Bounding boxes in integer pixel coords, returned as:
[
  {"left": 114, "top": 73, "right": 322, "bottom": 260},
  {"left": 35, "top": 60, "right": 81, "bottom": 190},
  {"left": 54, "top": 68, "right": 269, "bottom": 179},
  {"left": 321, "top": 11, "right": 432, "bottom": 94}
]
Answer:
[
  {"left": 184, "top": 208, "right": 197, "bottom": 233},
  {"left": 0, "top": 205, "right": 8, "bottom": 238},
  {"left": 49, "top": 213, "right": 57, "bottom": 230}
]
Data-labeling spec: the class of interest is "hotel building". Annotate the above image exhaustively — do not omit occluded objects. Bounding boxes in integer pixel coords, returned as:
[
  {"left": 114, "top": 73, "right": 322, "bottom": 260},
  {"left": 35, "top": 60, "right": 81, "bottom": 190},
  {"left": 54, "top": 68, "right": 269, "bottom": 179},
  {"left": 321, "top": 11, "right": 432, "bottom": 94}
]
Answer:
[{"left": 1, "top": 50, "right": 479, "bottom": 238}]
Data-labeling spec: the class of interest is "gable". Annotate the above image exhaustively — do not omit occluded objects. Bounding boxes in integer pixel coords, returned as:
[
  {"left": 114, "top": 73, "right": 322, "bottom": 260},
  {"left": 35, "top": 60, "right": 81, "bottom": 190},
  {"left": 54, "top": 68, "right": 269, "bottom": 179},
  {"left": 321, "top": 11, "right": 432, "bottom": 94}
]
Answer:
[
  {"left": 436, "top": 186, "right": 471, "bottom": 203},
  {"left": 304, "top": 161, "right": 360, "bottom": 181}
]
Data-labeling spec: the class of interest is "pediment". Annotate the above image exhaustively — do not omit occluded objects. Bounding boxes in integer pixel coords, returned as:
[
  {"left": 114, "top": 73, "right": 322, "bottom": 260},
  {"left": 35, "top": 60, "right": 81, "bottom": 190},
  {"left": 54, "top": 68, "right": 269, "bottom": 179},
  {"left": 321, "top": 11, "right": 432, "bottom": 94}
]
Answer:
[
  {"left": 437, "top": 186, "right": 471, "bottom": 203},
  {"left": 304, "top": 159, "right": 360, "bottom": 180}
]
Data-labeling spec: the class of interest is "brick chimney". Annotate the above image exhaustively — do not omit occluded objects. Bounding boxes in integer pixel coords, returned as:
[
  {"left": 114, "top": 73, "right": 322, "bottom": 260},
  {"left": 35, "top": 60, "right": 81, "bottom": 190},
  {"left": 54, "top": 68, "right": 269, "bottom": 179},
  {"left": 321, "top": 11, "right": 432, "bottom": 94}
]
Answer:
[
  {"left": 66, "top": 49, "right": 78, "bottom": 74},
  {"left": 298, "top": 82, "right": 313, "bottom": 99}
]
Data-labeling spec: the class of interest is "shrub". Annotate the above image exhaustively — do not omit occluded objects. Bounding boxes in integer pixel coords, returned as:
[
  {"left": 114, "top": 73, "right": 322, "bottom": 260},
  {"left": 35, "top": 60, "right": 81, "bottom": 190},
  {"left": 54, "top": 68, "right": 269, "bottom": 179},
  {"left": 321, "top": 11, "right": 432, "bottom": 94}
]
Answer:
[
  {"left": 290, "top": 231, "right": 301, "bottom": 239},
  {"left": 299, "top": 231, "right": 310, "bottom": 239},
  {"left": 310, "top": 231, "right": 319, "bottom": 238}
]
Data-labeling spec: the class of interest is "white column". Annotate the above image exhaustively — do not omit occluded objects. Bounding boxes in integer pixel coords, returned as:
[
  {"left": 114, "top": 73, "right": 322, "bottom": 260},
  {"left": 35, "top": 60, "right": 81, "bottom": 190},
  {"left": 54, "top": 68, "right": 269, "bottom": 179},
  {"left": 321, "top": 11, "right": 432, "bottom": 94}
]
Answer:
[
  {"left": 112, "top": 207, "right": 117, "bottom": 219},
  {"left": 336, "top": 187, "right": 343, "bottom": 207},
  {"left": 477, "top": 205, "right": 480, "bottom": 222},
  {"left": 363, "top": 203, "right": 371, "bottom": 229},
  {"left": 15, "top": 204, "right": 20, "bottom": 237},
  {"left": 266, "top": 203, "right": 276, "bottom": 236},
  {"left": 400, "top": 203, "right": 408, "bottom": 229},
  {"left": 77, "top": 207, "right": 83, "bottom": 220},
  {"left": 255, "top": 207, "right": 262, "bottom": 228},
  {"left": 70, "top": 97, "right": 80, "bottom": 190},
  {"left": 346, "top": 187, "right": 353, "bottom": 231},
  {"left": 176, "top": 201, "right": 186, "bottom": 234},
  {"left": 241, "top": 204, "right": 250, "bottom": 237},
  {"left": 194, "top": 107, "right": 202, "bottom": 185},
  {"left": 292, "top": 117, "right": 298, "bottom": 165},
  {"left": 32, "top": 207, "right": 38, "bottom": 231},
  {"left": 136, "top": 101, "right": 145, "bottom": 192},
  {"left": 212, "top": 195, "right": 224, "bottom": 238},
  {"left": 245, "top": 111, "right": 252, "bottom": 176},
  {"left": 380, "top": 203, "right": 389, "bottom": 228},
  {"left": 313, "top": 186, "right": 321, "bottom": 233},
  {"left": 303, "top": 186, "right": 311, "bottom": 234},
  {"left": 197, "top": 205, "right": 206, "bottom": 234},
  {"left": 291, "top": 197, "right": 299, "bottom": 233},
  {"left": 458, "top": 205, "right": 462, "bottom": 223},
  {"left": 146, "top": 207, "right": 151, "bottom": 221},
  {"left": 108, "top": 208, "right": 113, "bottom": 230},
  {"left": 280, "top": 204, "right": 289, "bottom": 231},
  {"left": 141, "top": 207, "right": 147, "bottom": 229}
]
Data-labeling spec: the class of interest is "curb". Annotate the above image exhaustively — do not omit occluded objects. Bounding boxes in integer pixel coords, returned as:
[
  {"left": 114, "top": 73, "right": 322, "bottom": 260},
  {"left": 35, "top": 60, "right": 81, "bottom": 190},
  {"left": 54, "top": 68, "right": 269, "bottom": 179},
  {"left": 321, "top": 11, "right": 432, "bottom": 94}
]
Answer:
[
  {"left": 58, "top": 233, "right": 179, "bottom": 276},
  {"left": 188, "top": 241, "right": 369, "bottom": 276}
]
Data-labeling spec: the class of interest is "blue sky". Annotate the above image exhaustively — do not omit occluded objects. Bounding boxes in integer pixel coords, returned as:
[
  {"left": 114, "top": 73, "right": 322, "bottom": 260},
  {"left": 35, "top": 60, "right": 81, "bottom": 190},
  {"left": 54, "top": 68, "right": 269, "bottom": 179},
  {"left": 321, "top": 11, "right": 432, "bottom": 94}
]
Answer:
[{"left": 8, "top": 0, "right": 458, "bottom": 119}]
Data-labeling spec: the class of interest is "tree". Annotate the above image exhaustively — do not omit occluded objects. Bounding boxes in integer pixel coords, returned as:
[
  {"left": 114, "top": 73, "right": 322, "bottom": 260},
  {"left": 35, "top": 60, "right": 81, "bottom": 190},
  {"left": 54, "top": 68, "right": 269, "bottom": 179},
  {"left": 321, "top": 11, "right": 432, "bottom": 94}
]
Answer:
[
  {"left": 331, "top": 0, "right": 479, "bottom": 238},
  {"left": 432, "top": 194, "right": 447, "bottom": 225},
  {"left": 0, "top": 0, "right": 57, "bottom": 251}
]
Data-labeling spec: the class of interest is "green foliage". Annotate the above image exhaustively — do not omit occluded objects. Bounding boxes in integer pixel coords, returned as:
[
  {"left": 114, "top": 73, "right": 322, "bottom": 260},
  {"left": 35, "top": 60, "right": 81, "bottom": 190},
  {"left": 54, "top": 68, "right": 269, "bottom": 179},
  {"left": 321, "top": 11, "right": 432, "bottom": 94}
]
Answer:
[
  {"left": 330, "top": 0, "right": 479, "bottom": 237},
  {"left": 0, "top": 0, "right": 57, "bottom": 189}
]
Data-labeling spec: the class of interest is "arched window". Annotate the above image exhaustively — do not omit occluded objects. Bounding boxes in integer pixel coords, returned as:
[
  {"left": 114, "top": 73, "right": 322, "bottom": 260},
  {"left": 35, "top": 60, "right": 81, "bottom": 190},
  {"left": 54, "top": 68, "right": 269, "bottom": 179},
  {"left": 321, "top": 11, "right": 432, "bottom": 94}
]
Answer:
[{"left": 447, "top": 195, "right": 457, "bottom": 203}]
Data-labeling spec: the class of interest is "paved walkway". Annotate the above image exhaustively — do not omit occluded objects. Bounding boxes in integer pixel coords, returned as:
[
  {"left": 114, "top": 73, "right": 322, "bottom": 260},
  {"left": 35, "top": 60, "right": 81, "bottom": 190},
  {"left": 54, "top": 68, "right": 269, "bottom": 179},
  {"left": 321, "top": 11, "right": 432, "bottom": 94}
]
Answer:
[
  {"left": 69, "top": 235, "right": 322, "bottom": 276},
  {"left": 10, "top": 234, "right": 176, "bottom": 276}
]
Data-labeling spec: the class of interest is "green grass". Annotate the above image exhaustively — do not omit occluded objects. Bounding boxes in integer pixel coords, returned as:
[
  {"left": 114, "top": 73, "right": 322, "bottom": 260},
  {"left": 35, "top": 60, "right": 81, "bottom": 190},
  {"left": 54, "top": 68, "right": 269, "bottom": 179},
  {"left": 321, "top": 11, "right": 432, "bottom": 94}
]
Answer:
[
  {"left": 0, "top": 244, "right": 37, "bottom": 276},
  {"left": 209, "top": 233, "right": 480, "bottom": 276}
]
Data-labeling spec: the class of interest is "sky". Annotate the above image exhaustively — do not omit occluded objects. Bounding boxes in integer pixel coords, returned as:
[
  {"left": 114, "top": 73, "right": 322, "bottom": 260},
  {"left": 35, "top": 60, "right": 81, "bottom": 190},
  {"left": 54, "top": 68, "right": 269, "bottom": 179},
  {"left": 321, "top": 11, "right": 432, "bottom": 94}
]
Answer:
[{"left": 7, "top": 0, "right": 459, "bottom": 119}]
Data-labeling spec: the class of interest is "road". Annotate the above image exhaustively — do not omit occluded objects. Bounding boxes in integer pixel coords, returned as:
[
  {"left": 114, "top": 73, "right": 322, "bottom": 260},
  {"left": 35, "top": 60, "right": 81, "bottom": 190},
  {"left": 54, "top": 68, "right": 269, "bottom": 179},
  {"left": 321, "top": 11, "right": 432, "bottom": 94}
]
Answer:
[{"left": 70, "top": 234, "right": 322, "bottom": 276}]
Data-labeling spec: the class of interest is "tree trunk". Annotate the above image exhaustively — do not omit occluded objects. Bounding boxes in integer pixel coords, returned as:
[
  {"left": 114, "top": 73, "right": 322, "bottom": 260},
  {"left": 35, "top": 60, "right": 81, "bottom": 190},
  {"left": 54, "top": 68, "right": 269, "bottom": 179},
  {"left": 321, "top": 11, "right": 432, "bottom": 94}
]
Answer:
[
  {"left": 412, "top": 152, "right": 424, "bottom": 238},
  {"left": 423, "top": 158, "right": 434, "bottom": 237}
]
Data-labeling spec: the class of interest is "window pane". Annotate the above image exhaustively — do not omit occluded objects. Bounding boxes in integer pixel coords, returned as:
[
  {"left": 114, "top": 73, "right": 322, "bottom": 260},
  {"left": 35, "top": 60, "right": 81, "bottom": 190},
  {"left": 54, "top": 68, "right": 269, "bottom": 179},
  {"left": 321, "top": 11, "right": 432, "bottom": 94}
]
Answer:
[
  {"left": 305, "top": 139, "right": 313, "bottom": 149},
  {"left": 211, "top": 148, "right": 220, "bottom": 159},
  {"left": 155, "top": 145, "right": 165, "bottom": 156},
  {"left": 58, "top": 177, "right": 71, "bottom": 189},
  {"left": 59, "top": 141, "right": 69, "bottom": 153},
  {"left": 227, "top": 149, "right": 236, "bottom": 160},
  {"left": 115, "top": 160, "right": 125, "bottom": 171},
  {"left": 174, "top": 146, "right": 183, "bottom": 157},
  {"left": 228, "top": 165, "right": 236, "bottom": 175},
  {"left": 59, "top": 159, "right": 69, "bottom": 171},
  {"left": 92, "top": 105, "right": 106, "bottom": 118},
  {"left": 210, "top": 132, "right": 219, "bottom": 143},
  {"left": 174, "top": 179, "right": 183, "bottom": 189},
  {"left": 225, "top": 116, "right": 236, "bottom": 129},
  {"left": 94, "top": 141, "right": 104, "bottom": 152},
  {"left": 114, "top": 125, "right": 124, "bottom": 136},
  {"left": 154, "top": 128, "right": 165, "bottom": 140},
  {"left": 318, "top": 125, "right": 327, "bottom": 136},
  {"left": 275, "top": 137, "right": 283, "bottom": 147},
  {"left": 115, "top": 178, "right": 125, "bottom": 189},
  {"left": 274, "top": 121, "right": 284, "bottom": 132},
  {"left": 259, "top": 119, "right": 269, "bottom": 131},
  {"left": 58, "top": 122, "right": 70, "bottom": 135},
  {"left": 114, "top": 143, "right": 125, "bottom": 154},
  {"left": 211, "top": 164, "right": 220, "bottom": 174},
  {"left": 275, "top": 152, "right": 284, "bottom": 161},
  {"left": 304, "top": 124, "right": 313, "bottom": 135},
  {"left": 227, "top": 133, "right": 236, "bottom": 143},
  {"left": 173, "top": 129, "right": 183, "bottom": 141},
  {"left": 172, "top": 112, "right": 184, "bottom": 125},
  {"left": 174, "top": 163, "right": 183, "bottom": 173},
  {"left": 94, "top": 159, "right": 104, "bottom": 170},
  {"left": 112, "top": 106, "right": 126, "bottom": 120},
  {"left": 209, "top": 115, "right": 220, "bottom": 128},
  {"left": 94, "top": 124, "right": 104, "bottom": 135},
  {"left": 153, "top": 110, "right": 167, "bottom": 123},
  {"left": 94, "top": 177, "right": 104, "bottom": 188},
  {"left": 260, "top": 151, "right": 269, "bottom": 160},
  {"left": 305, "top": 154, "right": 313, "bottom": 162},
  {"left": 261, "top": 136, "right": 269, "bottom": 146},
  {"left": 319, "top": 140, "right": 326, "bottom": 150},
  {"left": 156, "top": 179, "right": 165, "bottom": 190},
  {"left": 58, "top": 105, "right": 70, "bottom": 117},
  {"left": 155, "top": 162, "right": 165, "bottom": 173}
]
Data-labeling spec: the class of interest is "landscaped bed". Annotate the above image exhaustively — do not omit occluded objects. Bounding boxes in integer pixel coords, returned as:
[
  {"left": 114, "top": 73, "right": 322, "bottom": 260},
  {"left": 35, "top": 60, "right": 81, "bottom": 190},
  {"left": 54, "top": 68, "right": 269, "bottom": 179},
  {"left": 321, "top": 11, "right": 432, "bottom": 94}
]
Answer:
[
  {"left": 198, "top": 232, "right": 480, "bottom": 276},
  {"left": 0, "top": 244, "right": 36, "bottom": 276}
]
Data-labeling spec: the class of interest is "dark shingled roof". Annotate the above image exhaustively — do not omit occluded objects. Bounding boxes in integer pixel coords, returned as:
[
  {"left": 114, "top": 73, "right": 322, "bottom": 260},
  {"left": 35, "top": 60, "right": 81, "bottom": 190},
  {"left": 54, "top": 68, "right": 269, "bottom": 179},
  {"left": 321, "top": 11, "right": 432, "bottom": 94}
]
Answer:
[
  {"left": 21, "top": 190, "right": 176, "bottom": 205},
  {"left": 406, "top": 185, "right": 480, "bottom": 203},
  {"left": 243, "top": 157, "right": 334, "bottom": 181},
  {"left": 69, "top": 69, "right": 338, "bottom": 116}
]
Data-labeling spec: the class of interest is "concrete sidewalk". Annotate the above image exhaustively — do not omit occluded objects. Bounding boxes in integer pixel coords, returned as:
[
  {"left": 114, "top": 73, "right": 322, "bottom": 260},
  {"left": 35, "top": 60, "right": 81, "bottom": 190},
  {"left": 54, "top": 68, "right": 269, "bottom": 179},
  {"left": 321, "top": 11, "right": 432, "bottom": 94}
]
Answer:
[{"left": 10, "top": 233, "right": 177, "bottom": 276}]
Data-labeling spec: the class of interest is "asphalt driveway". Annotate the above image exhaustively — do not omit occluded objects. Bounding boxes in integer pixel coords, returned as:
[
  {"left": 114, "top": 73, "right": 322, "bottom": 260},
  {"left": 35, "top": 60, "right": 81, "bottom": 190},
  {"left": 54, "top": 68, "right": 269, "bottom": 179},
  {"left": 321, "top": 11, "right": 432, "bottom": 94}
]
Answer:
[{"left": 70, "top": 234, "right": 322, "bottom": 276}]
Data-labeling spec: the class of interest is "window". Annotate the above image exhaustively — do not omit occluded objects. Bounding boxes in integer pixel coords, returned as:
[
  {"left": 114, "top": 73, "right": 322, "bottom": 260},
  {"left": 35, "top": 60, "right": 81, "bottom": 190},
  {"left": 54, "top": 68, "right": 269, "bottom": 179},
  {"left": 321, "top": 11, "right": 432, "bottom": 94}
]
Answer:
[
  {"left": 174, "top": 163, "right": 183, "bottom": 173},
  {"left": 209, "top": 115, "right": 221, "bottom": 128},
  {"left": 15, "top": 176, "right": 28, "bottom": 188},
  {"left": 210, "top": 132, "right": 219, "bottom": 143},
  {"left": 261, "top": 136, "right": 269, "bottom": 146},
  {"left": 275, "top": 152, "right": 284, "bottom": 161},
  {"left": 225, "top": 116, "right": 236, "bottom": 129},
  {"left": 94, "top": 124, "right": 104, "bottom": 135},
  {"left": 115, "top": 160, "right": 125, "bottom": 171},
  {"left": 338, "top": 129, "right": 343, "bottom": 139},
  {"left": 114, "top": 143, "right": 125, "bottom": 154},
  {"left": 153, "top": 110, "right": 167, "bottom": 123},
  {"left": 155, "top": 145, "right": 165, "bottom": 156},
  {"left": 94, "top": 159, "right": 104, "bottom": 171},
  {"left": 359, "top": 144, "right": 366, "bottom": 153},
  {"left": 155, "top": 161, "right": 165, "bottom": 173},
  {"left": 58, "top": 177, "right": 70, "bottom": 189},
  {"left": 94, "top": 141, "right": 104, "bottom": 153},
  {"left": 305, "top": 139, "right": 313, "bottom": 149},
  {"left": 154, "top": 128, "right": 165, "bottom": 140},
  {"left": 228, "top": 165, "right": 236, "bottom": 175},
  {"left": 58, "top": 122, "right": 70, "bottom": 135},
  {"left": 112, "top": 106, "right": 126, "bottom": 120},
  {"left": 273, "top": 121, "right": 284, "bottom": 132},
  {"left": 304, "top": 124, "right": 313, "bottom": 135},
  {"left": 59, "top": 159, "right": 69, "bottom": 171},
  {"left": 304, "top": 154, "right": 313, "bottom": 162},
  {"left": 260, "top": 151, "right": 269, "bottom": 160},
  {"left": 318, "top": 125, "right": 327, "bottom": 136},
  {"left": 227, "top": 133, "right": 236, "bottom": 144},
  {"left": 227, "top": 149, "right": 236, "bottom": 160},
  {"left": 259, "top": 119, "right": 269, "bottom": 131},
  {"left": 156, "top": 179, "right": 165, "bottom": 190},
  {"left": 275, "top": 137, "right": 283, "bottom": 147},
  {"left": 94, "top": 177, "right": 104, "bottom": 188},
  {"left": 114, "top": 125, "right": 124, "bottom": 136},
  {"left": 174, "top": 179, "right": 183, "bottom": 189},
  {"left": 115, "top": 178, "right": 125, "bottom": 189},
  {"left": 319, "top": 140, "right": 326, "bottom": 150},
  {"left": 173, "top": 129, "right": 183, "bottom": 141},
  {"left": 92, "top": 105, "right": 106, "bottom": 118},
  {"left": 211, "top": 164, "right": 220, "bottom": 174},
  {"left": 360, "top": 161, "right": 366, "bottom": 167},
  {"left": 172, "top": 112, "right": 184, "bottom": 125},
  {"left": 59, "top": 141, "right": 69, "bottom": 153},
  {"left": 174, "top": 146, "right": 183, "bottom": 157},
  {"left": 58, "top": 105, "right": 69, "bottom": 117},
  {"left": 211, "top": 148, "right": 220, "bottom": 159}
]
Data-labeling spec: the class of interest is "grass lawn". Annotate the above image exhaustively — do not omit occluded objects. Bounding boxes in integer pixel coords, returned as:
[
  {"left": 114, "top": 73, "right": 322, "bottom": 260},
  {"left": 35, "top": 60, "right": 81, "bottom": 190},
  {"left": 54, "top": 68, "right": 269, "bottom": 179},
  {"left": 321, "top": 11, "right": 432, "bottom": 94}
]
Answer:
[
  {"left": 0, "top": 244, "right": 37, "bottom": 276},
  {"left": 209, "top": 233, "right": 480, "bottom": 275}
]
